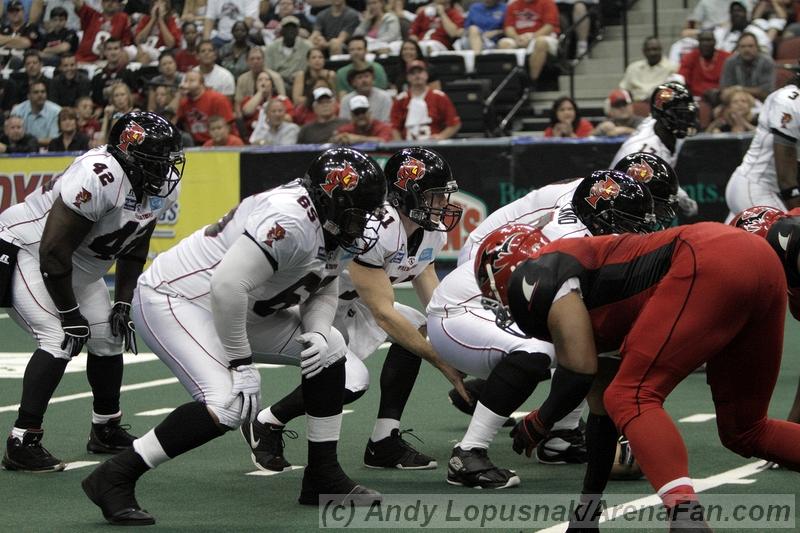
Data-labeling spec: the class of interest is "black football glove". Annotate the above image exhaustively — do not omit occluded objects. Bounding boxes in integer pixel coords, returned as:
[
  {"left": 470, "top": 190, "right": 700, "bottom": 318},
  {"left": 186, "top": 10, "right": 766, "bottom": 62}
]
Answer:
[
  {"left": 58, "top": 306, "right": 90, "bottom": 358},
  {"left": 109, "top": 301, "right": 137, "bottom": 354},
  {"left": 509, "top": 409, "right": 549, "bottom": 458}
]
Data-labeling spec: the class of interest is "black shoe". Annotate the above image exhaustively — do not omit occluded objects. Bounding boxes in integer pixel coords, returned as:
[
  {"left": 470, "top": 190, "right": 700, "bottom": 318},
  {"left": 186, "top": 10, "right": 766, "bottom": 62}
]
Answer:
[
  {"left": 448, "top": 378, "right": 486, "bottom": 416},
  {"left": 446, "top": 446, "right": 520, "bottom": 489},
  {"left": 364, "top": 428, "right": 437, "bottom": 470},
  {"left": 2, "top": 430, "right": 65, "bottom": 472},
  {"left": 82, "top": 454, "right": 154, "bottom": 526},
  {"left": 87, "top": 417, "right": 137, "bottom": 454},
  {"left": 240, "top": 420, "right": 297, "bottom": 472},
  {"left": 536, "top": 424, "right": 588, "bottom": 465},
  {"left": 298, "top": 467, "right": 381, "bottom": 507},
  {"left": 669, "top": 501, "right": 712, "bottom": 532}
]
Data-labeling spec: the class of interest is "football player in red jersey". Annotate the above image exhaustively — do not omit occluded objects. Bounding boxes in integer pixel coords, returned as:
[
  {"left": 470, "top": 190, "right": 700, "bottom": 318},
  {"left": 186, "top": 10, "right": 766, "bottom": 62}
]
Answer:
[{"left": 476, "top": 222, "right": 800, "bottom": 530}]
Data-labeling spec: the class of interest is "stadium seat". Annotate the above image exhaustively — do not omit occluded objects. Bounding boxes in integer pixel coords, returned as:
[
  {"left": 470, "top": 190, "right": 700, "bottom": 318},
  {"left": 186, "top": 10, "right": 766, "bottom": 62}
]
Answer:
[
  {"left": 776, "top": 36, "right": 800, "bottom": 61},
  {"left": 775, "top": 65, "right": 797, "bottom": 88},
  {"left": 427, "top": 54, "right": 467, "bottom": 85},
  {"left": 444, "top": 78, "right": 491, "bottom": 136}
]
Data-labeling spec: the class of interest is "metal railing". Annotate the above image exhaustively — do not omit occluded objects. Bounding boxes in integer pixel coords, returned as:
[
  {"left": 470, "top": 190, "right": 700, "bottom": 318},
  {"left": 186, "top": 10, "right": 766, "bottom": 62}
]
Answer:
[{"left": 483, "top": 67, "right": 530, "bottom": 137}]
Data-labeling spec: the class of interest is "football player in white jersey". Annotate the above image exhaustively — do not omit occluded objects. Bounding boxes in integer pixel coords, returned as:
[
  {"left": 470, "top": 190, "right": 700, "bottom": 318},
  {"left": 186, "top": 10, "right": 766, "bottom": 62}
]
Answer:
[
  {"left": 428, "top": 171, "right": 657, "bottom": 489},
  {"left": 610, "top": 82, "right": 700, "bottom": 218},
  {"left": 0, "top": 112, "right": 184, "bottom": 473},
  {"left": 81, "top": 148, "right": 387, "bottom": 526},
  {"left": 725, "top": 80, "right": 800, "bottom": 220},
  {"left": 244, "top": 148, "right": 471, "bottom": 472}
]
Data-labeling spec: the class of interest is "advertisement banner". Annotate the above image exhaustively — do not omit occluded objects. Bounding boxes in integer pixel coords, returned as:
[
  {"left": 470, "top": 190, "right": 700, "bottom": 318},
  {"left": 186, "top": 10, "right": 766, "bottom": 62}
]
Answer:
[{"left": 0, "top": 154, "right": 73, "bottom": 210}]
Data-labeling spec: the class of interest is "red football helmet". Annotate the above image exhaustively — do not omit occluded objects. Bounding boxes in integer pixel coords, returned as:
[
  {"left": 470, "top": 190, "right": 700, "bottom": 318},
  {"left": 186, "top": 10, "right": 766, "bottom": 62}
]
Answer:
[
  {"left": 730, "top": 206, "right": 786, "bottom": 237},
  {"left": 474, "top": 224, "right": 550, "bottom": 335}
]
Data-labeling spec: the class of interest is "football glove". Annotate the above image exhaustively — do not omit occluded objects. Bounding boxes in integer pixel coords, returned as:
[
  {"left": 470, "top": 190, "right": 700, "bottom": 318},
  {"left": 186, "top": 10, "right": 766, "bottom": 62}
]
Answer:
[
  {"left": 58, "top": 306, "right": 90, "bottom": 358},
  {"left": 510, "top": 409, "right": 549, "bottom": 458},
  {"left": 109, "top": 301, "right": 137, "bottom": 354},
  {"left": 226, "top": 362, "right": 261, "bottom": 425},
  {"left": 297, "top": 331, "right": 329, "bottom": 378},
  {"left": 676, "top": 188, "right": 698, "bottom": 217}
]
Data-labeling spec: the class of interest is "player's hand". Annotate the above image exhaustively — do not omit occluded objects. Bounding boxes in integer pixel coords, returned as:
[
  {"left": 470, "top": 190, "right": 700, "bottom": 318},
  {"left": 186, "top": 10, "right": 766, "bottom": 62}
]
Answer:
[
  {"left": 297, "top": 331, "right": 329, "bottom": 378},
  {"left": 109, "top": 301, "right": 137, "bottom": 354},
  {"left": 510, "top": 409, "right": 549, "bottom": 457},
  {"left": 226, "top": 363, "right": 261, "bottom": 424},
  {"left": 437, "top": 361, "right": 472, "bottom": 406},
  {"left": 676, "top": 188, "right": 698, "bottom": 217},
  {"left": 58, "top": 306, "right": 91, "bottom": 358}
]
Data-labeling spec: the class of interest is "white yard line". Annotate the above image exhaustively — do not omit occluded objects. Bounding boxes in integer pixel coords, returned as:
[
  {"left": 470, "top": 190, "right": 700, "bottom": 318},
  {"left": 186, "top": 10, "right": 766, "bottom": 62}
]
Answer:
[
  {"left": 679, "top": 413, "right": 717, "bottom": 423},
  {"left": 135, "top": 407, "right": 176, "bottom": 417},
  {"left": 63, "top": 461, "right": 100, "bottom": 471}
]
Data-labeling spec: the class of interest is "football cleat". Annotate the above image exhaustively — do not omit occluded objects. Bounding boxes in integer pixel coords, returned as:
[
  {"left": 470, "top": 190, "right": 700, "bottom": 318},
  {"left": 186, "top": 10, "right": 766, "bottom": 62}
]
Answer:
[
  {"left": 446, "top": 446, "right": 520, "bottom": 489},
  {"left": 87, "top": 417, "right": 137, "bottom": 454},
  {"left": 609, "top": 435, "right": 644, "bottom": 480},
  {"left": 82, "top": 455, "right": 154, "bottom": 526},
  {"left": 535, "top": 424, "right": 588, "bottom": 465},
  {"left": 240, "top": 420, "right": 297, "bottom": 472},
  {"left": 2, "top": 430, "right": 65, "bottom": 472},
  {"left": 299, "top": 466, "right": 382, "bottom": 506},
  {"left": 364, "top": 428, "right": 437, "bottom": 470}
]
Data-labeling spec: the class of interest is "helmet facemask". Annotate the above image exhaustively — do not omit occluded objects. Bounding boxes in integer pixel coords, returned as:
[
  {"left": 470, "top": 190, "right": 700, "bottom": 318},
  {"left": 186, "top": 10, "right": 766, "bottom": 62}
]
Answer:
[
  {"left": 479, "top": 262, "right": 529, "bottom": 339},
  {"left": 664, "top": 104, "right": 699, "bottom": 139},
  {"left": 324, "top": 205, "right": 386, "bottom": 254},
  {"left": 653, "top": 196, "right": 678, "bottom": 228},
  {"left": 131, "top": 149, "right": 186, "bottom": 197},
  {"left": 590, "top": 208, "right": 659, "bottom": 235},
  {"left": 408, "top": 180, "right": 462, "bottom": 232}
]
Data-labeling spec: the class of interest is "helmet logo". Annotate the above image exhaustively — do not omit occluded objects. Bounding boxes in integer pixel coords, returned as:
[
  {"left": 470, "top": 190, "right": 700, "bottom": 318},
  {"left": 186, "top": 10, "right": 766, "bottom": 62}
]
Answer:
[
  {"left": 491, "top": 231, "right": 531, "bottom": 272},
  {"left": 653, "top": 88, "right": 674, "bottom": 110},
  {"left": 117, "top": 121, "right": 146, "bottom": 154},
  {"left": 320, "top": 163, "right": 360, "bottom": 197},
  {"left": 626, "top": 161, "right": 654, "bottom": 183},
  {"left": 394, "top": 157, "right": 426, "bottom": 191},
  {"left": 585, "top": 177, "right": 621, "bottom": 208}
]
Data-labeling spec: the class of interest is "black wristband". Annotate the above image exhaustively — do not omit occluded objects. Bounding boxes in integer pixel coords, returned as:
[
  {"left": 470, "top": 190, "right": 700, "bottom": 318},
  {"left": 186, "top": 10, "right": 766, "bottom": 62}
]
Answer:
[
  {"left": 229, "top": 357, "right": 253, "bottom": 368},
  {"left": 781, "top": 187, "right": 800, "bottom": 201}
]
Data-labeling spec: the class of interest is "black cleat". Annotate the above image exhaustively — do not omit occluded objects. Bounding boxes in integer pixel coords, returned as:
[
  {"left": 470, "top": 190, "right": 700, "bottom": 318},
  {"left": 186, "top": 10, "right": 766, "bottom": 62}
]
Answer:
[
  {"left": 446, "top": 446, "right": 520, "bottom": 489},
  {"left": 87, "top": 417, "right": 137, "bottom": 454},
  {"left": 240, "top": 420, "right": 297, "bottom": 472},
  {"left": 536, "top": 425, "right": 588, "bottom": 465},
  {"left": 82, "top": 455, "right": 154, "bottom": 526},
  {"left": 299, "top": 467, "right": 381, "bottom": 506},
  {"left": 364, "top": 429, "right": 437, "bottom": 470},
  {"left": 2, "top": 430, "right": 65, "bottom": 472},
  {"left": 448, "top": 378, "right": 486, "bottom": 416}
]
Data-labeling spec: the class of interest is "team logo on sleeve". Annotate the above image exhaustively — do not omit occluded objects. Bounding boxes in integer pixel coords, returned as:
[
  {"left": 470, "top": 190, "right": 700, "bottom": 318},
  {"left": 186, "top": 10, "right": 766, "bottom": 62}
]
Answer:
[
  {"left": 117, "top": 121, "right": 146, "bottom": 154},
  {"left": 320, "top": 164, "right": 360, "bottom": 197},
  {"left": 626, "top": 161, "right": 654, "bottom": 183},
  {"left": 585, "top": 177, "right": 621, "bottom": 208},
  {"left": 653, "top": 88, "right": 674, "bottom": 110},
  {"left": 264, "top": 223, "right": 286, "bottom": 246},
  {"left": 394, "top": 157, "right": 426, "bottom": 190},
  {"left": 782, "top": 113, "right": 792, "bottom": 128},
  {"left": 73, "top": 187, "right": 92, "bottom": 209}
]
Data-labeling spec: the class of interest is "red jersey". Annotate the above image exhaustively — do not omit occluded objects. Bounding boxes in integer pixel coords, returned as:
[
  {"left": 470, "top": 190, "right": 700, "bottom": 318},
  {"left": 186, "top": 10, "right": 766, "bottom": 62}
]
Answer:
[
  {"left": 175, "top": 49, "right": 199, "bottom": 72},
  {"left": 390, "top": 89, "right": 460, "bottom": 140},
  {"left": 678, "top": 48, "right": 730, "bottom": 96},
  {"left": 177, "top": 89, "right": 235, "bottom": 144},
  {"left": 336, "top": 119, "right": 395, "bottom": 141},
  {"left": 504, "top": 0, "right": 559, "bottom": 35},
  {"left": 409, "top": 7, "right": 464, "bottom": 48},
  {"left": 544, "top": 118, "right": 594, "bottom": 138},
  {"left": 76, "top": 4, "right": 133, "bottom": 62},
  {"left": 134, "top": 15, "right": 182, "bottom": 48},
  {"left": 203, "top": 134, "right": 244, "bottom": 147}
]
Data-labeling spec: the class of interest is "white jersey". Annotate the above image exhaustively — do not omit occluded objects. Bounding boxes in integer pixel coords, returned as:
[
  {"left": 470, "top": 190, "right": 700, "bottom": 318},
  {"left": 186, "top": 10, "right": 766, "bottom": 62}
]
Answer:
[
  {"left": 0, "top": 147, "right": 179, "bottom": 286},
  {"left": 139, "top": 181, "right": 350, "bottom": 313},
  {"left": 428, "top": 200, "right": 590, "bottom": 317},
  {"left": 610, "top": 117, "right": 681, "bottom": 168}
]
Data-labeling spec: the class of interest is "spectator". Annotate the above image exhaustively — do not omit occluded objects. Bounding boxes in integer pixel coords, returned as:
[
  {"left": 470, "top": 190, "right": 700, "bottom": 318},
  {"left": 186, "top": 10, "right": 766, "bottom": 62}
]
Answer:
[
  {"left": 47, "top": 106, "right": 89, "bottom": 151},
  {"left": 714, "top": 1, "right": 772, "bottom": 55},
  {"left": 176, "top": 21, "right": 200, "bottom": 72},
  {"left": 261, "top": 0, "right": 313, "bottom": 44},
  {"left": 678, "top": 29, "right": 730, "bottom": 104},
  {"left": 331, "top": 94, "right": 396, "bottom": 143},
  {"left": 458, "top": 0, "right": 506, "bottom": 54},
  {"left": 234, "top": 46, "right": 286, "bottom": 115},
  {"left": 681, "top": 0, "right": 734, "bottom": 38},
  {"left": 203, "top": 114, "right": 244, "bottom": 146},
  {"left": 393, "top": 40, "right": 441, "bottom": 91},
  {"left": 543, "top": 95, "right": 593, "bottom": 137},
  {"left": 134, "top": 0, "right": 182, "bottom": 64},
  {"left": 557, "top": 0, "right": 597, "bottom": 58},
  {"left": 90, "top": 38, "right": 139, "bottom": 107},
  {"left": 390, "top": 59, "right": 460, "bottom": 140},
  {"left": 498, "top": 0, "right": 560, "bottom": 84},
  {"left": 340, "top": 65, "right": 392, "bottom": 121},
  {"left": 2, "top": 0, "right": 45, "bottom": 26},
  {"left": 409, "top": 0, "right": 464, "bottom": 54},
  {"left": 194, "top": 40, "right": 236, "bottom": 98},
  {"left": 335, "top": 36, "right": 389, "bottom": 95},
  {"left": 706, "top": 86, "right": 756, "bottom": 133},
  {"left": 0, "top": 115, "right": 38, "bottom": 152},
  {"left": 203, "top": 0, "right": 258, "bottom": 47},
  {"left": 249, "top": 97, "right": 300, "bottom": 144},
  {"left": 619, "top": 36, "right": 678, "bottom": 101},
  {"left": 177, "top": 70, "right": 235, "bottom": 144},
  {"left": 292, "top": 47, "right": 336, "bottom": 108},
  {"left": 10, "top": 50, "right": 50, "bottom": 104},
  {"left": 297, "top": 86, "right": 347, "bottom": 143},
  {"left": 266, "top": 17, "right": 311, "bottom": 88},
  {"left": 218, "top": 21, "right": 251, "bottom": 79},
  {"left": 43, "top": 0, "right": 77, "bottom": 31},
  {"left": 751, "top": 0, "right": 791, "bottom": 42},
  {"left": 147, "top": 50, "right": 182, "bottom": 112},
  {"left": 0, "top": 78, "right": 17, "bottom": 117},
  {"left": 0, "top": 0, "right": 40, "bottom": 62},
  {"left": 180, "top": 0, "right": 207, "bottom": 24},
  {"left": 38, "top": 6, "right": 78, "bottom": 66},
  {"left": 152, "top": 84, "right": 178, "bottom": 114},
  {"left": 240, "top": 70, "right": 293, "bottom": 137},
  {"left": 310, "top": 0, "right": 360, "bottom": 55},
  {"left": 354, "top": 0, "right": 402, "bottom": 53},
  {"left": 97, "top": 81, "right": 135, "bottom": 142},
  {"left": 75, "top": 95, "right": 101, "bottom": 142},
  {"left": 293, "top": 78, "right": 335, "bottom": 125},
  {"left": 720, "top": 31, "right": 774, "bottom": 102},
  {"left": 11, "top": 80, "right": 61, "bottom": 146},
  {"left": 50, "top": 54, "right": 90, "bottom": 107},
  {"left": 74, "top": 0, "right": 133, "bottom": 63},
  {"left": 593, "top": 88, "right": 643, "bottom": 137}
]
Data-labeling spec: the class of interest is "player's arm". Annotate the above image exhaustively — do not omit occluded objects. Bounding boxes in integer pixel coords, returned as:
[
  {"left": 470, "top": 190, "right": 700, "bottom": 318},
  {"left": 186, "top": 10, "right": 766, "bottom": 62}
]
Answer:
[
  {"left": 773, "top": 138, "right": 800, "bottom": 209},
  {"left": 411, "top": 263, "right": 438, "bottom": 309}
]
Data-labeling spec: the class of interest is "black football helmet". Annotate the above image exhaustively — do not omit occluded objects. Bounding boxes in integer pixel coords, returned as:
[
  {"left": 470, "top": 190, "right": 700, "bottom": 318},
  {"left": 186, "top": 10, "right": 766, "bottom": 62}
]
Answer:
[
  {"left": 614, "top": 152, "right": 679, "bottom": 228},
  {"left": 107, "top": 111, "right": 184, "bottom": 198},
  {"left": 384, "top": 147, "right": 462, "bottom": 232},
  {"left": 573, "top": 170, "right": 658, "bottom": 235},
  {"left": 302, "top": 147, "right": 387, "bottom": 254},
  {"left": 650, "top": 82, "right": 699, "bottom": 139}
]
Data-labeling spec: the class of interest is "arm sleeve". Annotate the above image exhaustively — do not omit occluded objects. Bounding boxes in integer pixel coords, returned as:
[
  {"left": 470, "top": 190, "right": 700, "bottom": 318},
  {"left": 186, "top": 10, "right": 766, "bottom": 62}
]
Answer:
[
  {"left": 768, "top": 93, "right": 800, "bottom": 144},
  {"left": 299, "top": 276, "right": 338, "bottom": 339}
]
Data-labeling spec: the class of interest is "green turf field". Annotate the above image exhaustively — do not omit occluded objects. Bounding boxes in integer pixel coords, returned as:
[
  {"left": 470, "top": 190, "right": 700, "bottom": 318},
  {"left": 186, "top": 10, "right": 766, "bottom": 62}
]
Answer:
[{"left": 0, "top": 287, "right": 798, "bottom": 532}]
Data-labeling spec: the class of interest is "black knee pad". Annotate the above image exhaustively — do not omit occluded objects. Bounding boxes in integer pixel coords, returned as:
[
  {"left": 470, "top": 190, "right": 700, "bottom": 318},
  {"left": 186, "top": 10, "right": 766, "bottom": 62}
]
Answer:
[{"left": 481, "top": 351, "right": 551, "bottom": 416}]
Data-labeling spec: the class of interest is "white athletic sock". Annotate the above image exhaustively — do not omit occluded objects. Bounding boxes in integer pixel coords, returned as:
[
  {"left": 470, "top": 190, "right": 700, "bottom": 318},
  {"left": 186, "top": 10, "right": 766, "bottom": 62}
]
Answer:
[
  {"left": 371, "top": 418, "right": 400, "bottom": 442},
  {"left": 551, "top": 400, "right": 586, "bottom": 431},
  {"left": 457, "top": 401, "right": 507, "bottom": 451},
  {"left": 256, "top": 407, "right": 284, "bottom": 427},
  {"left": 11, "top": 427, "right": 26, "bottom": 440},
  {"left": 92, "top": 410, "right": 122, "bottom": 425},
  {"left": 307, "top": 413, "right": 342, "bottom": 443},
  {"left": 132, "top": 429, "right": 170, "bottom": 468}
]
